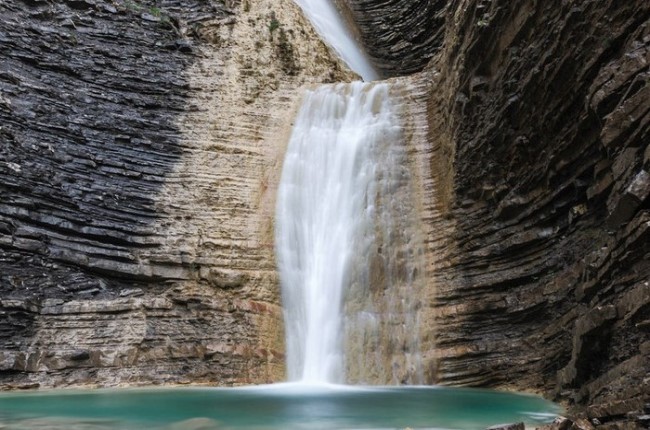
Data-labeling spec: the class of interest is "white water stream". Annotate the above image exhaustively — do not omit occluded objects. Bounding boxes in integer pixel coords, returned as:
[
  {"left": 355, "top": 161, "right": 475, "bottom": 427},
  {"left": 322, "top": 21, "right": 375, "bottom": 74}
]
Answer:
[
  {"left": 276, "top": 1, "right": 422, "bottom": 384},
  {"left": 276, "top": 82, "right": 400, "bottom": 383}
]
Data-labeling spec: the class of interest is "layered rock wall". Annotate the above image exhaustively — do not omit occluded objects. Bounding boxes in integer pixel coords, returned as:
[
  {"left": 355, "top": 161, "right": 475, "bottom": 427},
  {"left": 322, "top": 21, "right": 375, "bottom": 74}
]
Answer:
[
  {"left": 339, "top": 0, "right": 447, "bottom": 77},
  {"left": 348, "top": 0, "right": 649, "bottom": 426},
  {"left": 2, "top": 1, "right": 648, "bottom": 427},
  {"left": 0, "top": 0, "right": 351, "bottom": 388}
]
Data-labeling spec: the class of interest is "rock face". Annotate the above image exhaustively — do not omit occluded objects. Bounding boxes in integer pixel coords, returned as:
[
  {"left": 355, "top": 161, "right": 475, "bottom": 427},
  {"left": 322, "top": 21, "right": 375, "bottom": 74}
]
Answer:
[
  {"left": 0, "top": 0, "right": 351, "bottom": 388},
  {"left": 338, "top": 0, "right": 447, "bottom": 77},
  {"left": 347, "top": 0, "right": 649, "bottom": 426}
]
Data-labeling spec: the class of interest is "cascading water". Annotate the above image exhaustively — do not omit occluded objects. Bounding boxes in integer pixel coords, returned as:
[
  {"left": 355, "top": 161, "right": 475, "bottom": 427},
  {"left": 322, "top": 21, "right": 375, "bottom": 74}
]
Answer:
[
  {"left": 0, "top": 1, "right": 562, "bottom": 427},
  {"left": 276, "top": 82, "right": 401, "bottom": 383},
  {"left": 276, "top": 1, "right": 424, "bottom": 384}
]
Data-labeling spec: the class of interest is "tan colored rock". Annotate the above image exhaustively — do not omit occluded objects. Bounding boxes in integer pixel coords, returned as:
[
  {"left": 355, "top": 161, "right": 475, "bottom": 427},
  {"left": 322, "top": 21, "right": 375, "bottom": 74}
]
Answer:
[
  {"left": 536, "top": 416, "right": 573, "bottom": 430},
  {"left": 571, "top": 419, "right": 596, "bottom": 430}
]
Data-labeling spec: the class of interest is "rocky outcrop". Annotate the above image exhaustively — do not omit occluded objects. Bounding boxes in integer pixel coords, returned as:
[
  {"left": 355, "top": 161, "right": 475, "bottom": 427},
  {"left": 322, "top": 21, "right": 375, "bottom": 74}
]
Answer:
[
  {"left": 358, "top": 0, "right": 649, "bottom": 427},
  {"left": 0, "top": 0, "right": 352, "bottom": 388}
]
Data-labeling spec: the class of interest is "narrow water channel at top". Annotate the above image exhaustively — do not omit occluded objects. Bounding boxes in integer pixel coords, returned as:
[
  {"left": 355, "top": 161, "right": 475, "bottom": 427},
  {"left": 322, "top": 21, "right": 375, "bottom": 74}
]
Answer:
[{"left": 292, "top": 0, "right": 378, "bottom": 81}]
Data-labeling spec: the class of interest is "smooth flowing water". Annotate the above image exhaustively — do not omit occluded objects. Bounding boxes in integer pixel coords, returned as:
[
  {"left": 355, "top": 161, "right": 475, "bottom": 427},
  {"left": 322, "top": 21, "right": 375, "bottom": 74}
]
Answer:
[
  {"left": 276, "top": 82, "right": 402, "bottom": 383},
  {"left": 0, "top": 384, "right": 559, "bottom": 429},
  {"left": 292, "top": 0, "right": 378, "bottom": 81},
  {"left": 277, "top": 0, "right": 428, "bottom": 385}
]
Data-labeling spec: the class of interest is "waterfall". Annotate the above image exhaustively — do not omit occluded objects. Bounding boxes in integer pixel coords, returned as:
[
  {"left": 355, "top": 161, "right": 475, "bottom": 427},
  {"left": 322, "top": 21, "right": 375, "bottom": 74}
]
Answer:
[
  {"left": 275, "top": 0, "right": 423, "bottom": 385},
  {"left": 291, "top": 0, "right": 378, "bottom": 81},
  {"left": 276, "top": 82, "right": 400, "bottom": 383}
]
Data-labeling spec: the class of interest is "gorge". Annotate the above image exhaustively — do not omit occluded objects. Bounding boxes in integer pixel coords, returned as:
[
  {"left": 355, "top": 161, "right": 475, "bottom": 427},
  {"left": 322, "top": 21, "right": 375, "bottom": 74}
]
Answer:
[{"left": 0, "top": 0, "right": 649, "bottom": 429}]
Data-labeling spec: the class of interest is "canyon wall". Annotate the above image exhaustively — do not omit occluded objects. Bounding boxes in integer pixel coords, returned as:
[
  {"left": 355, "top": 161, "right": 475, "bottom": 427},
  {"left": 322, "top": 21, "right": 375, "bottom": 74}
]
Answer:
[
  {"left": 1, "top": 0, "right": 648, "bottom": 427},
  {"left": 348, "top": 0, "right": 649, "bottom": 426},
  {"left": 0, "top": 0, "right": 352, "bottom": 388}
]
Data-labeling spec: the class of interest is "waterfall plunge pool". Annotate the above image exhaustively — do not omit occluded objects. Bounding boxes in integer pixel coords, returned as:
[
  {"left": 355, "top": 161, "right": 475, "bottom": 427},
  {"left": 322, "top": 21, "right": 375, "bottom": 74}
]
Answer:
[{"left": 0, "top": 383, "right": 559, "bottom": 429}]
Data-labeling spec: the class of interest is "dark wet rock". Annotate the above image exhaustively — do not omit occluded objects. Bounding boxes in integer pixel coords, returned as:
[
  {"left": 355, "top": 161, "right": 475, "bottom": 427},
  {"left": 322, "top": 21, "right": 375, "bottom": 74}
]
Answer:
[
  {"left": 0, "top": 0, "right": 206, "bottom": 296},
  {"left": 607, "top": 169, "right": 650, "bottom": 228},
  {"left": 340, "top": 0, "right": 447, "bottom": 77},
  {"left": 536, "top": 416, "right": 573, "bottom": 430},
  {"left": 486, "top": 423, "right": 524, "bottom": 430},
  {"left": 0, "top": 0, "right": 207, "bottom": 386}
]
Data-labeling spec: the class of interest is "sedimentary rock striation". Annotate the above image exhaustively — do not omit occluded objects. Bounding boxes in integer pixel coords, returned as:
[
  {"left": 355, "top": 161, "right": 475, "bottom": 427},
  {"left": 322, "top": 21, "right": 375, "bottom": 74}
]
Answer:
[
  {"left": 0, "top": 0, "right": 351, "bottom": 388},
  {"left": 339, "top": 0, "right": 447, "bottom": 77},
  {"left": 347, "top": 0, "right": 649, "bottom": 426}
]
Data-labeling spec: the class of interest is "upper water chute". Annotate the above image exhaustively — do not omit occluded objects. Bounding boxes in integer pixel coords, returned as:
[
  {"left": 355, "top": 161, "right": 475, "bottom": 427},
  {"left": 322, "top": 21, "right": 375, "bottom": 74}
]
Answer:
[{"left": 292, "top": 0, "right": 379, "bottom": 81}]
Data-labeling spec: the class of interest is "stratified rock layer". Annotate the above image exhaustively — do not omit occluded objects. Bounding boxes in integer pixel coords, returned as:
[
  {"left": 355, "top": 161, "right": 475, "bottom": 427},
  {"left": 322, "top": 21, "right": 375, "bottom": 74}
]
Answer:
[
  {"left": 339, "top": 0, "right": 447, "bottom": 77},
  {"left": 355, "top": 0, "right": 649, "bottom": 427},
  {"left": 2, "top": 0, "right": 648, "bottom": 428},
  {"left": 0, "top": 0, "right": 352, "bottom": 388}
]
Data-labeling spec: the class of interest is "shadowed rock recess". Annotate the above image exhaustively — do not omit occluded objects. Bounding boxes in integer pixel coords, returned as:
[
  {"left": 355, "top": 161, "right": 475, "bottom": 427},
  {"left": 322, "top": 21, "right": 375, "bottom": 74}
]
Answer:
[
  {"left": 347, "top": 0, "right": 648, "bottom": 427},
  {"left": 0, "top": 0, "right": 351, "bottom": 388},
  {"left": 339, "top": 0, "right": 448, "bottom": 77}
]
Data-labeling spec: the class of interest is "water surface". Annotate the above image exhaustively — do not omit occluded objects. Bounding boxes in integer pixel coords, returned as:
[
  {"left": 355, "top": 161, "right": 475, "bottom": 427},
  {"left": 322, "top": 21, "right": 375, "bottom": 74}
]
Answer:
[{"left": 0, "top": 383, "right": 559, "bottom": 429}]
